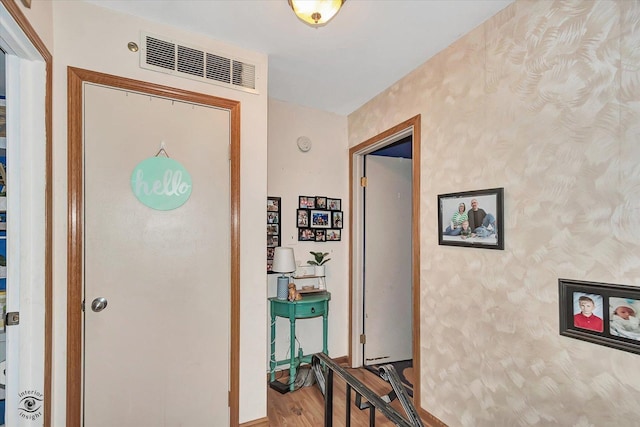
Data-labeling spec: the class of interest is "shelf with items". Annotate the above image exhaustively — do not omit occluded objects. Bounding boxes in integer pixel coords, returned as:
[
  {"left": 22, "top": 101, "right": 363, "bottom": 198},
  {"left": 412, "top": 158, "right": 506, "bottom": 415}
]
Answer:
[{"left": 292, "top": 275, "right": 327, "bottom": 293}]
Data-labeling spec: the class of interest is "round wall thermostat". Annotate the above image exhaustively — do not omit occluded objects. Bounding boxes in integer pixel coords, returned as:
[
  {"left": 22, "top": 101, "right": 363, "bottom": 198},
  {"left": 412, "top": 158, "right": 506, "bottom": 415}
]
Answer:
[{"left": 297, "top": 136, "right": 312, "bottom": 152}]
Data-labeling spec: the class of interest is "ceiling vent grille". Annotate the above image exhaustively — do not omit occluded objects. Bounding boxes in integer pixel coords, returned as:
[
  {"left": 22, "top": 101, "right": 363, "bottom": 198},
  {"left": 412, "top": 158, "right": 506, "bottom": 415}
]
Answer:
[{"left": 141, "top": 33, "right": 258, "bottom": 94}]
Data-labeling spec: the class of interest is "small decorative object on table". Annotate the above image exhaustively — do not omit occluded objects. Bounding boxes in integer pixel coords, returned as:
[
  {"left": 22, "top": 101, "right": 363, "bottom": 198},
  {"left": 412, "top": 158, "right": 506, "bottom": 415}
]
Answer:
[
  {"left": 287, "top": 283, "right": 302, "bottom": 301},
  {"left": 308, "top": 251, "right": 330, "bottom": 277},
  {"left": 273, "top": 247, "right": 296, "bottom": 300}
]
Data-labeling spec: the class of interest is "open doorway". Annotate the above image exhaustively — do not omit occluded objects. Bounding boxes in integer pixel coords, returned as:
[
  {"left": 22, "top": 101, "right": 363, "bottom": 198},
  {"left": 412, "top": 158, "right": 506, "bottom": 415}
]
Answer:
[
  {"left": 363, "top": 138, "right": 412, "bottom": 365},
  {"left": 349, "top": 115, "right": 421, "bottom": 404}
]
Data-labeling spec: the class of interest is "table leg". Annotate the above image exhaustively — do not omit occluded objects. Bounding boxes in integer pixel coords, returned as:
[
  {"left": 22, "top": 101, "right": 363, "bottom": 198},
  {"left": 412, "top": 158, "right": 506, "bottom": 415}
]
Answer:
[
  {"left": 270, "top": 309, "right": 276, "bottom": 383},
  {"left": 322, "top": 309, "right": 329, "bottom": 355},
  {"left": 289, "top": 316, "right": 296, "bottom": 391}
]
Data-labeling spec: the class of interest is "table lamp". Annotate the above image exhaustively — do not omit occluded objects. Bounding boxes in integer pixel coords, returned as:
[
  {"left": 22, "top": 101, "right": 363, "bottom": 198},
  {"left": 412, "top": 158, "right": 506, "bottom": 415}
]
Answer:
[{"left": 273, "top": 247, "right": 296, "bottom": 300}]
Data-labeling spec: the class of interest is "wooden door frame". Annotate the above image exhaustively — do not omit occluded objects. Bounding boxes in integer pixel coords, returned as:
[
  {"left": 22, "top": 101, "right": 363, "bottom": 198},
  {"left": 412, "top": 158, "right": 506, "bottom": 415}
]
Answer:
[
  {"left": 348, "top": 115, "right": 421, "bottom": 406},
  {"left": 66, "top": 67, "right": 241, "bottom": 426},
  {"left": 0, "top": 1, "right": 53, "bottom": 426}
]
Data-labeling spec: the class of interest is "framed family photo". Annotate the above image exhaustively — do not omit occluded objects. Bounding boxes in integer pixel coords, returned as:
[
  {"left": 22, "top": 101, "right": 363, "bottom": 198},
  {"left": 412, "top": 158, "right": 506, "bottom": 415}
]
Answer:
[
  {"left": 299, "top": 196, "right": 315, "bottom": 209},
  {"left": 310, "top": 210, "right": 331, "bottom": 229},
  {"left": 315, "top": 196, "right": 327, "bottom": 209},
  {"left": 559, "top": 278, "right": 640, "bottom": 355},
  {"left": 437, "top": 187, "right": 504, "bottom": 250},
  {"left": 327, "top": 198, "right": 341, "bottom": 211},
  {"left": 327, "top": 229, "right": 341, "bottom": 241},
  {"left": 297, "top": 209, "right": 309, "bottom": 227}
]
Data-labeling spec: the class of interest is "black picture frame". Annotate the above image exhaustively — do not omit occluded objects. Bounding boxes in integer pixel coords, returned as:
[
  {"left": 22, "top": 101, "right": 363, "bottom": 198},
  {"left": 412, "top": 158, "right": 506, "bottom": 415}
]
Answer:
[
  {"left": 559, "top": 278, "right": 640, "bottom": 355},
  {"left": 327, "top": 198, "right": 341, "bottom": 211},
  {"left": 326, "top": 229, "right": 341, "bottom": 241},
  {"left": 438, "top": 187, "right": 504, "bottom": 250},
  {"left": 267, "top": 211, "right": 279, "bottom": 224},
  {"left": 332, "top": 211, "right": 343, "bottom": 229},
  {"left": 267, "top": 196, "right": 281, "bottom": 273},
  {"left": 299, "top": 196, "right": 315, "bottom": 209},
  {"left": 315, "top": 196, "right": 327, "bottom": 209},
  {"left": 296, "top": 209, "right": 309, "bottom": 228},
  {"left": 298, "top": 228, "right": 315, "bottom": 241},
  {"left": 296, "top": 195, "right": 342, "bottom": 242}
]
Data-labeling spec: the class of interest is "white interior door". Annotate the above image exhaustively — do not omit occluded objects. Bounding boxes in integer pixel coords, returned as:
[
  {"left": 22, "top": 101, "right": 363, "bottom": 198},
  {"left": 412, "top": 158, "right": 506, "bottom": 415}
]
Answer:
[
  {"left": 0, "top": 6, "right": 48, "bottom": 425},
  {"left": 363, "top": 155, "right": 412, "bottom": 365},
  {"left": 83, "top": 84, "right": 230, "bottom": 426}
]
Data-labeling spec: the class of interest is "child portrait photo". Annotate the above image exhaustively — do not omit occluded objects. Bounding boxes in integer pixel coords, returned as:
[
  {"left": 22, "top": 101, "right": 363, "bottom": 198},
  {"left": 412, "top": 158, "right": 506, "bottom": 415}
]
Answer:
[
  {"left": 572, "top": 292, "right": 603, "bottom": 332},
  {"left": 609, "top": 297, "right": 640, "bottom": 341}
]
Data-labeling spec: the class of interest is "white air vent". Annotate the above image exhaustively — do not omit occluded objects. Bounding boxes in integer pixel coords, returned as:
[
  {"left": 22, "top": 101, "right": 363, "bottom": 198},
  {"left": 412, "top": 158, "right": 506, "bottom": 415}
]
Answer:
[{"left": 141, "top": 33, "right": 258, "bottom": 94}]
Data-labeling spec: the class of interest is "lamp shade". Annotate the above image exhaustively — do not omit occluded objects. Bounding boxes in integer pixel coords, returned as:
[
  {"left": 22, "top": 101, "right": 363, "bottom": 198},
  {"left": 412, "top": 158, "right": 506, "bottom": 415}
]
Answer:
[
  {"left": 288, "top": 0, "right": 345, "bottom": 27},
  {"left": 272, "top": 247, "right": 296, "bottom": 274}
]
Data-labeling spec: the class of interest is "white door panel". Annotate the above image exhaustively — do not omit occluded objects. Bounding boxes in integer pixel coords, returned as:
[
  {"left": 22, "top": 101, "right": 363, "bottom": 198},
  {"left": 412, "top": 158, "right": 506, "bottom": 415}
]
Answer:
[
  {"left": 364, "top": 155, "right": 412, "bottom": 365},
  {"left": 83, "top": 84, "right": 230, "bottom": 426}
]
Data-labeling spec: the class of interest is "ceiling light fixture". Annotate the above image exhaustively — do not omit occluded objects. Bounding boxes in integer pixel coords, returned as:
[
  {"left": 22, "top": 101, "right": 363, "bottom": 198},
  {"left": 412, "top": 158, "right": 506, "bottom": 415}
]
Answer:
[{"left": 288, "top": 0, "right": 345, "bottom": 27}]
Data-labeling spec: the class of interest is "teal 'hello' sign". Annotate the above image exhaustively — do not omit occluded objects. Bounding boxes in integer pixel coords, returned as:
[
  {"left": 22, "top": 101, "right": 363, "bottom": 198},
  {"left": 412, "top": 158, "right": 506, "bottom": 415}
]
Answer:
[{"left": 131, "top": 157, "right": 192, "bottom": 210}]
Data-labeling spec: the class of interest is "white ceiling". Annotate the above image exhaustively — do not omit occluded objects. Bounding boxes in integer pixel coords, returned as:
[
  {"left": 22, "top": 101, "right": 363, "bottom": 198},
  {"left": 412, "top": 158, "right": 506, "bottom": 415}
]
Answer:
[{"left": 85, "top": 0, "right": 513, "bottom": 115}]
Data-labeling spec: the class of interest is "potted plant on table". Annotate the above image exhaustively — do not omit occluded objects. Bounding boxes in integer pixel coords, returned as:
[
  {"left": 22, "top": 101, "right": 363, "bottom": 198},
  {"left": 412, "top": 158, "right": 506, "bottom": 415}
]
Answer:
[{"left": 307, "top": 251, "right": 330, "bottom": 276}]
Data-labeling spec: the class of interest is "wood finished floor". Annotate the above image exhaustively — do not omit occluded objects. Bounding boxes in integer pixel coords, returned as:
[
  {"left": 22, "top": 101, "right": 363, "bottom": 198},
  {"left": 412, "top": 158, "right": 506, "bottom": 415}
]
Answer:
[{"left": 267, "top": 366, "right": 435, "bottom": 427}]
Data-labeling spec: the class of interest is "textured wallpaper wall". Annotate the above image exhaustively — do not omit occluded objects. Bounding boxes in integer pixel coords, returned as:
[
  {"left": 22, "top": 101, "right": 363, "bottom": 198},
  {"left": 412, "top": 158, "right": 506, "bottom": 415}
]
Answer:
[{"left": 348, "top": 1, "right": 640, "bottom": 425}]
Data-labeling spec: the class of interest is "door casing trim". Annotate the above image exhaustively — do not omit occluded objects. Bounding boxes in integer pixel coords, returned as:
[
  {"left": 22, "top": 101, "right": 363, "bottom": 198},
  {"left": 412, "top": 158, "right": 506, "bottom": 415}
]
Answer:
[
  {"left": 348, "top": 115, "right": 421, "bottom": 407},
  {"left": 66, "top": 67, "right": 241, "bottom": 426}
]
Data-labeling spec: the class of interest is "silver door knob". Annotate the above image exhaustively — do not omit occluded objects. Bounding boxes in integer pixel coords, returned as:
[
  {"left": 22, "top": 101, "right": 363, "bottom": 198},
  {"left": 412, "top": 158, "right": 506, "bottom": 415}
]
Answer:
[{"left": 91, "top": 297, "right": 108, "bottom": 312}]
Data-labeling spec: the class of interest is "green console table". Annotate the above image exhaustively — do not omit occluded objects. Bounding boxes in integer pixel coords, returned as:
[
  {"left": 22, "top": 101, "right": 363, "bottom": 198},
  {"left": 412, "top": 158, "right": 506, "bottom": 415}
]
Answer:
[{"left": 269, "top": 292, "right": 331, "bottom": 391}]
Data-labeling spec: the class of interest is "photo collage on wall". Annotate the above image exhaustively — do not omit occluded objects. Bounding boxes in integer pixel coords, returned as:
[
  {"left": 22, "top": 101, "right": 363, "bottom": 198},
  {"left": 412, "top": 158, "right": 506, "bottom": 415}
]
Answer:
[
  {"left": 297, "top": 196, "right": 342, "bottom": 242},
  {"left": 267, "top": 197, "right": 281, "bottom": 274}
]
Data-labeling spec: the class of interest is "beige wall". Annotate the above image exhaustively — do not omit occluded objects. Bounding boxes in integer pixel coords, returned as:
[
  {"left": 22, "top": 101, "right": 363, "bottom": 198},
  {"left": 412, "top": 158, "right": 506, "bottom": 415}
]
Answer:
[
  {"left": 15, "top": 0, "right": 53, "bottom": 51},
  {"left": 17, "top": 0, "right": 269, "bottom": 424},
  {"left": 267, "top": 98, "right": 349, "bottom": 362},
  {"left": 349, "top": 0, "right": 640, "bottom": 425}
]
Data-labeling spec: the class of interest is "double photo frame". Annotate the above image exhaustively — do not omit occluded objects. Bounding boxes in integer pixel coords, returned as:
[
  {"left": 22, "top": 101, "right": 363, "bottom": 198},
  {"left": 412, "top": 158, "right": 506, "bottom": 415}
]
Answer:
[
  {"left": 297, "top": 196, "right": 342, "bottom": 242},
  {"left": 559, "top": 278, "right": 640, "bottom": 355}
]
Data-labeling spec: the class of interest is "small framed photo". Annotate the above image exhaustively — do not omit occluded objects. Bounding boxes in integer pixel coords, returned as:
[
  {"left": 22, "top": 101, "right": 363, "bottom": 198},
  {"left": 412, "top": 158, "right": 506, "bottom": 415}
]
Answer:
[
  {"left": 326, "top": 229, "right": 341, "bottom": 241},
  {"left": 267, "top": 247, "right": 275, "bottom": 260},
  {"left": 310, "top": 210, "right": 331, "bottom": 228},
  {"left": 297, "top": 209, "right": 309, "bottom": 227},
  {"left": 559, "top": 278, "right": 640, "bottom": 355},
  {"left": 327, "top": 198, "right": 341, "bottom": 211},
  {"left": 267, "top": 259, "right": 273, "bottom": 273},
  {"left": 267, "top": 224, "right": 279, "bottom": 236},
  {"left": 438, "top": 187, "right": 504, "bottom": 250},
  {"left": 298, "top": 228, "right": 315, "bottom": 241},
  {"left": 299, "top": 196, "right": 315, "bottom": 209},
  {"left": 332, "top": 211, "right": 343, "bottom": 229},
  {"left": 315, "top": 196, "right": 327, "bottom": 209},
  {"left": 315, "top": 229, "right": 326, "bottom": 242},
  {"left": 267, "top": 211, "right": 279, "bottom": 224},
  {"left": 267, "top": 198, "right": 280, "bottom": 212},
  {"left": 267, "top": 235, "right": 279, "bottom": 247}
]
